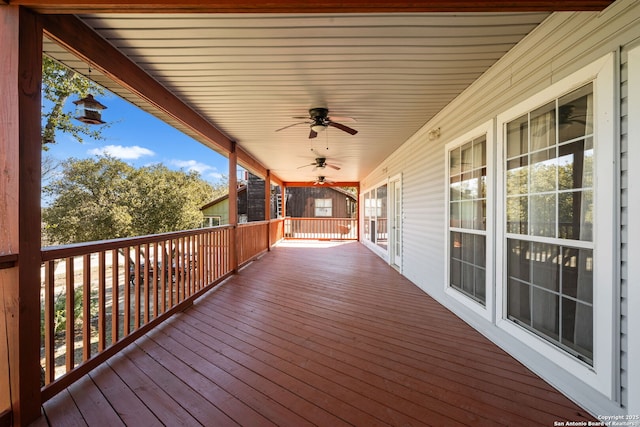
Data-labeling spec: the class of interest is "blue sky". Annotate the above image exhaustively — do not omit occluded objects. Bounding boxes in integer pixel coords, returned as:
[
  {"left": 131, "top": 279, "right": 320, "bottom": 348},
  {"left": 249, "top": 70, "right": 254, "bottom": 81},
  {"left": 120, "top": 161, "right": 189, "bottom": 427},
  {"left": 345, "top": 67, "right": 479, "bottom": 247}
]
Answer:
[{"left": 46, "top": 92, "right": 230, "bottom": 185}]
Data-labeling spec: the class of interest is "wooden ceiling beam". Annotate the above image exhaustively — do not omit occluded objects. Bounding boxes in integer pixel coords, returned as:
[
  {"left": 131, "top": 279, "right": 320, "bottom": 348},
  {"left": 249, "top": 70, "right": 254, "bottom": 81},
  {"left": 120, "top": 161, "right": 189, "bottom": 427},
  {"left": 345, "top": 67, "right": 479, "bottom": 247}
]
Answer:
[{"left": 11, "top": 0, "right": 615, "bottom": 13}]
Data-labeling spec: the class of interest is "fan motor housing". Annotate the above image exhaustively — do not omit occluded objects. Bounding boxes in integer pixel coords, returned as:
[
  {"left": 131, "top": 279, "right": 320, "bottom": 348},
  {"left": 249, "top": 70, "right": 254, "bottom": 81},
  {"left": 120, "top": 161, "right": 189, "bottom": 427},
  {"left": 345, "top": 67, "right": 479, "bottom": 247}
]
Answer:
[{"left": 309, "top": 107, "right": 329, "bottom": 119}]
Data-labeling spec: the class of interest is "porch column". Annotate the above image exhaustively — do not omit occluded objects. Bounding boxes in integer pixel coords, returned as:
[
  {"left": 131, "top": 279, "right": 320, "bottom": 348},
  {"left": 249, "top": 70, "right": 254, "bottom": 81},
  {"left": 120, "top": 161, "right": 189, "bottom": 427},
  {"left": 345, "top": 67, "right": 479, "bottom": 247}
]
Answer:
[
  {"left": 265, "top": 170, "right": 271, "bottom": 249},
  {"left": 228, "top": 143, "right": 238, "bottom": 272},
  {"left": 0, "top": 5, "right": 43, "bottom": 426}
]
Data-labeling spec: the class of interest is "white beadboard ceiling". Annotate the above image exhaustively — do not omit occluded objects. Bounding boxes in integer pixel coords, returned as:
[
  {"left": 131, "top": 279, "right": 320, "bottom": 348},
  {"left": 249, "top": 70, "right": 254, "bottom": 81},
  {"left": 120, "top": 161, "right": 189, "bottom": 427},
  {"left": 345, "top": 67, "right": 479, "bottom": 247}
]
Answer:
[{"left": 43, "top": 12, "right": 551, "bottom": 183}]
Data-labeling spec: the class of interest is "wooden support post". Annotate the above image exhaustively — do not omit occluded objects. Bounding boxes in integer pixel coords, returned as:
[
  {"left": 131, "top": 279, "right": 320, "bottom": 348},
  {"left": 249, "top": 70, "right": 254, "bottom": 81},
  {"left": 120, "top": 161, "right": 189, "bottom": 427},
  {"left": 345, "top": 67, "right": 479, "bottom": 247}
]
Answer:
[
  {"left": 228, "top": 143, "right": 238, "bottom": 272},
  {"left": 265, "top": 170, "right": 271, "bottom": 249},
  {"left": 0, "top": 6, "right": 43, "bottom": 426}
]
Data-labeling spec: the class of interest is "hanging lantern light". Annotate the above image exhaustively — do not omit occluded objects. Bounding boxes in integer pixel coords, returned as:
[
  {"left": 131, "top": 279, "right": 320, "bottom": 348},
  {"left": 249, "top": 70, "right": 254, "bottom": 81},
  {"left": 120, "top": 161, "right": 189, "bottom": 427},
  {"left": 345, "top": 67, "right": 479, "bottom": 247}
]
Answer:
[{"left": 73, "top": 94, "right": 107, "bottom": 124}]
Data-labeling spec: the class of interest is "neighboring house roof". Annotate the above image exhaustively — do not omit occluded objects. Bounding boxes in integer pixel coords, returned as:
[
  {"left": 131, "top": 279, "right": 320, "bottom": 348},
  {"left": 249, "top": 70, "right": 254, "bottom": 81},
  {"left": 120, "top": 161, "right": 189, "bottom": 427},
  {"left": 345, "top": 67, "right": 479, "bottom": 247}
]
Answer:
[{"left": 200, "top": 185, "right": 246, "bottom": 211}]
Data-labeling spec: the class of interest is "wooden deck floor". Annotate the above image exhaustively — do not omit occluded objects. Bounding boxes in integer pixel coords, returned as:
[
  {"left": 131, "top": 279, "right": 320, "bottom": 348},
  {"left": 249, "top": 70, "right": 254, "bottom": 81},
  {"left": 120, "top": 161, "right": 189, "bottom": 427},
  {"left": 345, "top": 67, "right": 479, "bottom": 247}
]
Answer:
[{"left": 34, "top": 241, "right": 595, "bottom": 426}]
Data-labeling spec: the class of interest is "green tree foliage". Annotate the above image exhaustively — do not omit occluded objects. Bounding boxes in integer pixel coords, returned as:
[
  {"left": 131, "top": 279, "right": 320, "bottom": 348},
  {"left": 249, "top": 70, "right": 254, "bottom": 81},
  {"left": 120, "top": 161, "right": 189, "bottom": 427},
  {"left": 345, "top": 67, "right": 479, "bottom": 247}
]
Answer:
[
  {"left": 42, "top": 56, "right": 109, "bottom": 146},
  {"left": 42, "top": 156, "right": 214, "bottom": 244}
]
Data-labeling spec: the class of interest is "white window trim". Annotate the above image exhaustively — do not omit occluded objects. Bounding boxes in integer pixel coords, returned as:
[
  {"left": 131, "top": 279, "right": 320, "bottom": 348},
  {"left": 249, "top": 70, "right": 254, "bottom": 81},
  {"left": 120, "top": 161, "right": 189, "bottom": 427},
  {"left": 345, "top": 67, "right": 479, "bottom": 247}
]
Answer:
[
  {"left": 495, "top": 53, "right": 616, "bottom": 398},
  {"left": 444, "top": 120, "right": 495, "bottom": 322}
]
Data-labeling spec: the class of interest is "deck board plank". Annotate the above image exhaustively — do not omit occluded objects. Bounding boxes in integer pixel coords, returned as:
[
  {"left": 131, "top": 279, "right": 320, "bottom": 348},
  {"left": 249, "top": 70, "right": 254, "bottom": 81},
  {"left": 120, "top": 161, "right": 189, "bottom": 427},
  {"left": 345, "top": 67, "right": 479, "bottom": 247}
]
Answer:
[
  {"left": 67, "top": 374, "right": 122, "bottom": 426},
  {"left": 35, "top": 241, "right": 595, "bottom": 426}
]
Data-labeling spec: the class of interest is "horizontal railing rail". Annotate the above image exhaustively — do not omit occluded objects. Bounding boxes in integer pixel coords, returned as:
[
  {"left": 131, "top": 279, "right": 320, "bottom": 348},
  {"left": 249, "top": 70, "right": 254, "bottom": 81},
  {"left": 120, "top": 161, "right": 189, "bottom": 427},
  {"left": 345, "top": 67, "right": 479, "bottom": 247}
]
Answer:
[
  {"left": 40, "top": 226, "right": 234, "bottom": 400},
  {"left": 284, "top": 217, "right": 358, "bottom": 240}
]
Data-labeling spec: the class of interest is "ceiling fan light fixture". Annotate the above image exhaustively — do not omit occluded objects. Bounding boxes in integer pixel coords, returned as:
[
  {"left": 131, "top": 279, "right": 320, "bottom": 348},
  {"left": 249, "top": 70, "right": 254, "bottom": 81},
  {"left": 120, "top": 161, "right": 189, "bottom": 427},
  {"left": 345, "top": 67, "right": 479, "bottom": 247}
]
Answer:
[{"left": 311, "top": 123, "right": 327, "bottom": 133}]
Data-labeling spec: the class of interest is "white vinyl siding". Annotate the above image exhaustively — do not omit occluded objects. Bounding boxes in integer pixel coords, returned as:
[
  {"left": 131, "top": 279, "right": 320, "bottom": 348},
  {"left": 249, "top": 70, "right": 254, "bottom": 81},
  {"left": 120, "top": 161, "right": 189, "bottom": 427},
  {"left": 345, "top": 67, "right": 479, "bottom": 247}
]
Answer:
[{"left": 625, "top": 41, "right": 640, "bottom": 414}]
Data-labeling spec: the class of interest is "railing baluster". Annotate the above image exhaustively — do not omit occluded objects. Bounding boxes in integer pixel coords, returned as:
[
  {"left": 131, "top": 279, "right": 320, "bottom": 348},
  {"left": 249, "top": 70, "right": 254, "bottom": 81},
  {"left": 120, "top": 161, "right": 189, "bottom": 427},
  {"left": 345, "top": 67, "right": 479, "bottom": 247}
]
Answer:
[
  {"left": 82, "top": 254, "right": 91, "bottom": 362},
  {"left": 65, "top": 257, "right": 74, "bottom": 373},
  {"left": 160, "top": 240, "right": 167, "bottom": 313},
  {"left": 153, "top": 242, "right": 159, "bottom": 319},
  {"left": 143, "top": 243, "right": 150, "bottom": 325},
  {"left": 111, "top": 248, "right": 119, "bottom": 344},
  {"left": 134, "top": 245, "right": 141, "bottom": 329},
  {"left": 123, "top": 247, "right": 131, "bottom": 337},
  {"left": 44, "top": 260, "right": 55, "bottom": 385},
  {"left": 98, "top": 251, "right": 106, "bottom": 352}
]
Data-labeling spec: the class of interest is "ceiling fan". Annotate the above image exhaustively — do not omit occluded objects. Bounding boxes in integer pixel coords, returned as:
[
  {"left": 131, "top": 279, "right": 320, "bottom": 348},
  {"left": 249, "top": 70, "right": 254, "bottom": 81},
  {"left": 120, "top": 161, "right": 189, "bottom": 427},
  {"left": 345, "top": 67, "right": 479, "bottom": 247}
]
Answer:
[
  {"left": 276, "top": 107, "right": 358, "bottom": 139},
  {"left": 313, "top": 176, "right": 335, "bottom": 185},
  {"left": 298, "top": 155, "right": 341, "bottom": 171}
]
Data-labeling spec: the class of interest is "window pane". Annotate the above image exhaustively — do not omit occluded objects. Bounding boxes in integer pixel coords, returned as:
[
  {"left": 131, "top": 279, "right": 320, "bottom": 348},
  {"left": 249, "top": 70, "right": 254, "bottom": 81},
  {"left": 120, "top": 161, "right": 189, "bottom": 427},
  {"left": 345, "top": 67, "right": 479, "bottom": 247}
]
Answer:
[
  {"left": 450, "top": 259, "right": 462, "bottom": 288},
  {"left": 558, "top": 84, "right": 593, "bottom": 143},
  {"left": 558, "top": 139, "right": 592, "bottom": 191},
  {"left": 530, "top": 193, "right": 556, "bottom": 237},
  {"left": 530, "top": 242, "right": 560, "bottom": 292},
  {"left": 532, "top": 288, "right": 559, "bottom": 341},
  {"left": 461, "top": 142, "right": 473, "bottom": 173},
  {"left": 462, "top": 263, "right": 474, "bottom": 294},
  {"left": 461, "top": 200, "right": 474, "bottom": 229},
  {"left": 506, "top": 156, "right": 528, "bottom": 196},
  {"left": 508, "top": 279, "right": 531, "bottom": 325},
  {"left": 530, "top": 101, "right": 556, "bottom": 151},
  {"left": 450, "top": 231, "right": 462, "bottom": 259},
  {"left": 474, "top": 267, "right": 486, "bottom": 303},
  {"left": 507, "top": 114, "right": 528, "bottom": 158},
  {"left": 450, "top": 175, "right": 462, "bottom": 201},
  {"left": 561, "top": 298, "right": 593, "bottom": 362},
  {"left": 462, "top": 232, "right": 474, "bottom": 263},
  {"left": 506, "top": 196, "right": 528, "bottom": 234},
  {"left": 450, "top": 202, "right": 460, "bottom": 227},
  {"left": 507, "top": 239, "right": 530, "bottom": 282},
  {"left": 530, "top": 148, "right": 557, "bottom": 193},
  {"left": 450, "top": 147, "right": 461, "bottom": 176},
  {"left": 474, "top": 234, "right": 486, "bottom": 267},
  {"left": 460, "top": 172, "right": 476, "bottom": 200},
  {"left": 474, "top": 200, "right": 486, "bottom": 231},
  {"left": 473, "top": 137, "right": 486, "bottom": 168},
  {"left": 558, "top": 190, "right": 593, "bottom": 242},
  {"left": 561, "top": 247, "right": 593, "bottom": 303}
]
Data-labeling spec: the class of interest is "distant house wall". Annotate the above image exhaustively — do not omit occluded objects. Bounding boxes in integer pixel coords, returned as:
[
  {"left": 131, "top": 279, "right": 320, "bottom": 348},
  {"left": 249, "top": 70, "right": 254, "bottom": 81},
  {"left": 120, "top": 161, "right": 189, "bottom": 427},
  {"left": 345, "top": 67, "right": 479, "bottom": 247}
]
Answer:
[
  {"left": 286, "top": 187, "right": 356, "bottom": 218},
  {"left": 201, "top": 197, "right": 230, "bottom": 225},
  {"left": 361, "top": 0, "right": 640, "bottom": 417}
]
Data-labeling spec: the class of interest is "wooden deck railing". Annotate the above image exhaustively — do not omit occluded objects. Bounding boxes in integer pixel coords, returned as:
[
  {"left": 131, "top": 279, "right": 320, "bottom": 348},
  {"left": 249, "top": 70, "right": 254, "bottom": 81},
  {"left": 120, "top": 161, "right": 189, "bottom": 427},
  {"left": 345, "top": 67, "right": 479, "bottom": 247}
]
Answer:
[
  {"left": 39, "top": 226, "right": 241, "bottom": 400},
  {"left": 2, "top": 217, "right": 284, "bottom": 410},
  {"left": 284, "top": 217, "right": 357, "bottom": 240},
  {"left": 236, "top": 221, "right": 269, "bottom": 266}
]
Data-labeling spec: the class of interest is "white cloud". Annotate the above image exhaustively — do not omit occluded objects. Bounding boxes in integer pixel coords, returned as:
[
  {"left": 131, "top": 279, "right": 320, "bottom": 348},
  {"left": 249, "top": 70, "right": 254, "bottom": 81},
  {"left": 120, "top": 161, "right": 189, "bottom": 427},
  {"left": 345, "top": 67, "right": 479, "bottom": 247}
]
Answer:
[
  {"left": 170, "top": 159, "right": 214, "bottom": 175},
  {"left": 88, "top": 145, "right": 155, "bottom": 159}
]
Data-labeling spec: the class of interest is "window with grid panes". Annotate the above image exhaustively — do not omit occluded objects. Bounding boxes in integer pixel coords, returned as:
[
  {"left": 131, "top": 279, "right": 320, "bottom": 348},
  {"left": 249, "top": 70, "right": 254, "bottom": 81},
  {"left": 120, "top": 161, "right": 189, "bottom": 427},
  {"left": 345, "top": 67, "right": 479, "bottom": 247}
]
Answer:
[
  {"left": 505, "top": 83, "right": 594, "bottom": 365},
  {"left": 448, "top": 135, "right": 487, "bottom": 305}
]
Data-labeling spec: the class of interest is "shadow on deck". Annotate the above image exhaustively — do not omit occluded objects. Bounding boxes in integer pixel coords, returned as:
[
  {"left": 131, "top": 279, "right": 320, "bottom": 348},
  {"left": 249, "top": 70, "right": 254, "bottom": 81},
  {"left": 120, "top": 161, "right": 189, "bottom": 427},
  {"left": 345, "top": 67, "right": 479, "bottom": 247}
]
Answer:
[{"left": 33, "top": 241, "right": 594, "bottom": 426}]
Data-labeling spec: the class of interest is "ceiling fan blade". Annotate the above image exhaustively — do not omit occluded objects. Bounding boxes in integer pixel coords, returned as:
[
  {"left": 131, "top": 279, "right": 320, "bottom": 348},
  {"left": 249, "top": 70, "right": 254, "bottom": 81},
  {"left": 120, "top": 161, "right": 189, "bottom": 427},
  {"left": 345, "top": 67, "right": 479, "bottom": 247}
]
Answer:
[
  {"left": 309, "top": 129, "right": 318, "bottom": 139},
  {"left": 297, "top": 162, "right": 314, "bottom": 169},
  {"left": 328, "top": 121, "right": 358, "bottom": 135},
  {"left": 275, "top": 122, "right": 307, "bottom": 132},
  {"left": 326, "top": 163, "right": 341, "bottom": 170},
  {"left": 328, "top": 116, "right": 356, "bottom": 123}
]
